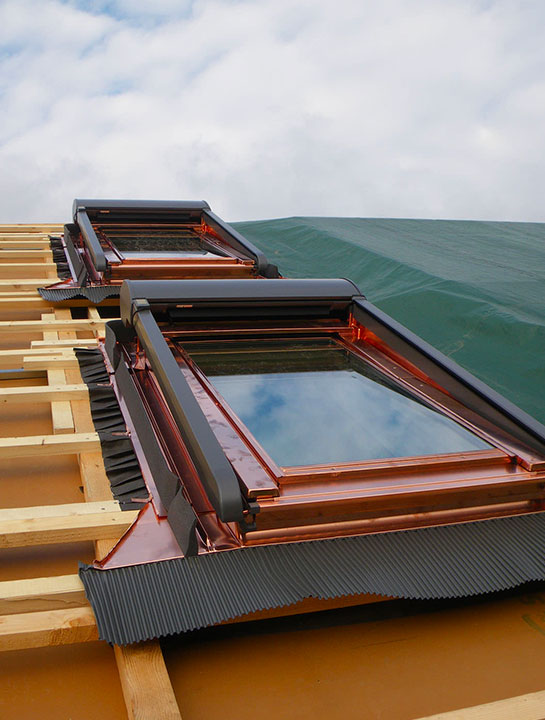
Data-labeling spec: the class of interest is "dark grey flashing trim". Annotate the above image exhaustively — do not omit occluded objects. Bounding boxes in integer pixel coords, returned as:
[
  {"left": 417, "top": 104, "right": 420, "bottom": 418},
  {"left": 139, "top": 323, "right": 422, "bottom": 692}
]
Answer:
[
  {"left": 113, "top": 360, "right": 178, "bottom": 507},
  {"left": 76, "top": 209, "right": 108, "bottom": 273},
  {"left": 105, "top": 321, "right": 198, "bottom": 554},
  {"left": 73, "top": 198, "right": 210, "bottom": 220},
  {"left": 74, "top": 348, "right": 148, "bottom": 509},
  {"left": 104, "top": 319, "right": 136, "bottom": 372},
  {"left": 63, "top": 225, "right": 87, "bottom": 284},
  {"left": 120, "top": 277, "right": 361, "bottom": 326},
  {"left": 38, "top": 286, "right": 120, "bottom": 304},
  {"left": 79, "top": 510, "right": 545, "bottom": 645},
  {"left": 131, "top": 305, "right": 245, "bottom": 523},
  {"left": 203, "top": 209, "right": 273, "bottom": 276},
  {"left": 352, "top": 299, "right": 545, "bottom": 456},
  {"left": 113, "top": 358, "right": 199, "bottom": 556}
]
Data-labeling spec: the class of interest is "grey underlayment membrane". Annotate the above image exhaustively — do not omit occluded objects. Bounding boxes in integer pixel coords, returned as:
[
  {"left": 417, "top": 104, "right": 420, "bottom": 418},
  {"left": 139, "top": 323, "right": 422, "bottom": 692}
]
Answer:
[{"left": 75, "top": 348, "right": 148, "bottom": 509}]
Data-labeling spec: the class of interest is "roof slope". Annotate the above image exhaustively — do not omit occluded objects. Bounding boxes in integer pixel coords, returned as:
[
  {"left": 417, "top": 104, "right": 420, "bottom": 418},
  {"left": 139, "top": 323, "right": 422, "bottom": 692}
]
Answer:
[{"left": 235, "top": 218, "right": 545, "bottom": 424}]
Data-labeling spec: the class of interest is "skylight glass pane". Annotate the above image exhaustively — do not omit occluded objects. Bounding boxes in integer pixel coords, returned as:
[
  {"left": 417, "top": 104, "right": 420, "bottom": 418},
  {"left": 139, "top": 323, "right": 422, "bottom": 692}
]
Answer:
[
  {"left": 119, "top": 251, "right": 219, "bottom": 259},
  {"left": 95, "top": 225, "right": 224, "bottom": 257},
  {"left": 185, "top": 339, "right": 491, "bottom": 467}
]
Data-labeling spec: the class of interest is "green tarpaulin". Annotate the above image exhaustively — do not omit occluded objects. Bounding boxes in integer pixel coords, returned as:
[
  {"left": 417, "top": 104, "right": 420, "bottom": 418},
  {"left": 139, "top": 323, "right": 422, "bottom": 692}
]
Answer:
[{"left": 234, "top": 218, "right": 545, "bottom": 425}]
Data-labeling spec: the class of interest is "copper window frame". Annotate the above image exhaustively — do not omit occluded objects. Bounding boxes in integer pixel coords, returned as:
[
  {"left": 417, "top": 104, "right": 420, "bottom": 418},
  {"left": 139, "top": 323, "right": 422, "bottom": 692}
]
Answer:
[
  {"left": 170, "top": 329, "right": 507, "bottom": 480},
  {"left": 137, "top": 317, "right": 545, "bottom": 544}
]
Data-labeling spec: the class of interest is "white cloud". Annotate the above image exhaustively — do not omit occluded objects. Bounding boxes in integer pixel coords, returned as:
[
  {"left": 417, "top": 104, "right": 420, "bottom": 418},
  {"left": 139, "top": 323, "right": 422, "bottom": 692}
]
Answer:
[{"left": 0, "top": 0, "right": 544, "bottom": 222}]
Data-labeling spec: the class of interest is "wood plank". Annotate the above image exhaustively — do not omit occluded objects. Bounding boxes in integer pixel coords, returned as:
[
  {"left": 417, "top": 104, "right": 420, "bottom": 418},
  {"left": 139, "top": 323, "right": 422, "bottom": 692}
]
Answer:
[
  {"left": 43, "top": 311, "right": 74, "bottom": 433},
  {"left": 0, "top": 295, "right": 118, "bottom": 308},
  {"left": 78, "top": 452, "right": 115, "bottom": 505},
  {"left": 114, "top": 643, "right": 183, "bottom": 720},
  {"left": 0, "top": 236, "right": 51, "bottom": 240},
  {"left": 0, "top": 502, "right": 138, "bottom": 548},
  {"left": 0, "top": 574, "right": 86, "bottom": 615},
  {"left": 0, "top": 225, "right": 62, "bottom": 233},
  {"left": 0, "top": 278, "right": 55, "bottom": 290},
  {"left": 0, "top": 513, "right": 135, "bottom": 548},
  {"left": 0, "top": 240, "right": 51, "bottom": 249},
  {"left": 23, "top": 355, "right": 80, "bottom": 370},
  {"left": 0, "top": 318, "right": 105, "bottom": 332},
  {"left": 0, "top": 290, "right": 42, "bottom": 297},
  {"left": 0, "top": 607, "right": 98, "bottom": 651},
  {"left": 0, "top": 347, "right": 74, "bottom": 368},
  {"left": 0, "top": 384, "right": 88, "bottom": 404},
  {"left": 0, "top": 297, "right": 53, "bottom": 309},
  {"left": 0, "top": 249, "right": 52, "bottom": 259},
  {"left": 64, "top": 351, "right": 121, "bottom": 559},
  {"left": 0, "top": 432, "right": 101, "bottom": 458},
  {"left": 0, "top": 262, "right": 58, "bottom": 278},
  {"left": 0, "top": 500, "right": 121, "bottom": 519},
  {"left": 1, "top": 347, "right": 73, "bottom": 355},
  {"left": 46, "top": 367, "right": 74, "bottom": 432},
  {"left": 416, "top": 689, "right": 545, "bottom": 719},
  {"left": 0, "top": 347, "right": 74, "bottom": 357},
  {"left": 31, "top": 338, "right": 99, "bottom": 348}
]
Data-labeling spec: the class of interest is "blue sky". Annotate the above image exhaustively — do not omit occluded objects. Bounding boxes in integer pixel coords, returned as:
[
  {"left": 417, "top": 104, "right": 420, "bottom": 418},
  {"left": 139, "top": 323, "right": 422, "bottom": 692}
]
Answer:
[{"left": 0, "top": 0, "right": 544, "bottom": 222}]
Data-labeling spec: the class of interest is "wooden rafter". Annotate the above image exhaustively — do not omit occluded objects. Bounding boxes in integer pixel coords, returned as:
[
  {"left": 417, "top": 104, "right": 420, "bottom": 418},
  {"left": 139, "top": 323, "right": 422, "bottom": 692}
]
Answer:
[
  {"left": 0, "top": 574, "right": 86, "bottom": 615},
  {"left": 0, "top": 607, "right": 98, "bottom": 651},
  {"left": 31, "top": 338, "right": 99, "bottom": 348},
  {"left": 0, "top": 432, "right": 101, "bottom": 458},
  {"left": 0, "top": 383, "right": 89, "bottom": 404},
  {"left": 0, "top": 249, "right": 53, "bottom": 259},
  {"left": 0, "top": 224, "right": 62, "bottom": 233},
  {"left": 114, "top": 643, "right": 183, "bottom": 720},
  {"left": 0, "top": 262, "right": 58, "bottom": 277},
  {"left": 0, "top": 239, "right": 51, "bottom": 248},
  {"left": 0, "top": 318, "right": 105, "bottom": 332},
  {"left": 0, "top": 278, "right": 62, "bottom": 290},
  {"left": 0, "top": 347, "right": 76, "bottom": 368},
  {"left": 42, "top": 310, "right": 75, "bottom": 433},
  {"left": 0, "top": 501, "right": 138, "bottom": 548}
]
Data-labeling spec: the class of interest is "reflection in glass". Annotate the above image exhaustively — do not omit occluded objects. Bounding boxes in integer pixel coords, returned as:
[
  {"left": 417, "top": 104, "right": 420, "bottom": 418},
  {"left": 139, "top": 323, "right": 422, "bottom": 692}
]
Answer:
[
  {"left": 95, "top": 225, "right": 225, "bottom": 258},
  {"left": 119, "top": 251, "right": 219, "bottom": 259},
  {"left": 184, "top": 339, "right": 491, "bottom": 467}
]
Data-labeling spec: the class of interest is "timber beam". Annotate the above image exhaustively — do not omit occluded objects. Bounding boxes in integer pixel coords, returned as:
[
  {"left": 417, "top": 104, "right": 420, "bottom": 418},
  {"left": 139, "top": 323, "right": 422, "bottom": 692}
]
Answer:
[
  {"left": 0, "top": 607, "right": 98, "bottom": 651},
  {"left": 0, "top": 501, "right": 138, "bottom": 548},
  {"left": 0, "top": 318, "right": 105, "bottom": 333},
  {"left": 0, "top": 432, "right": 101, "bottom": 458},
  {"left": 0, "top": 574, "right": 86, "bottom": 615},
  {"left": 0, "top": 384, "right": 89, "bottom": 404}
]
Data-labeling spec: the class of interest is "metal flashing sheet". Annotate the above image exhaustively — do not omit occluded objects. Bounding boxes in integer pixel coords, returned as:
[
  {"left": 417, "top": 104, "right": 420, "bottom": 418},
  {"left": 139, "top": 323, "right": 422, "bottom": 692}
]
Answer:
[{"left": 80, "top": 511, "right": 545, "bottom": 645}]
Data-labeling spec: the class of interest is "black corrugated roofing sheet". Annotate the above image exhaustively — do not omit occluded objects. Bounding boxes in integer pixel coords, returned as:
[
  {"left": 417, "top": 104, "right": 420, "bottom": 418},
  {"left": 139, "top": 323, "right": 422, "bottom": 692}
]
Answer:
[
  {"left": 38, "top": 286, "right": 120, "bottom": 303},
  {"left": 80, "top": 511, "right": 545, "bottom": 645}
]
